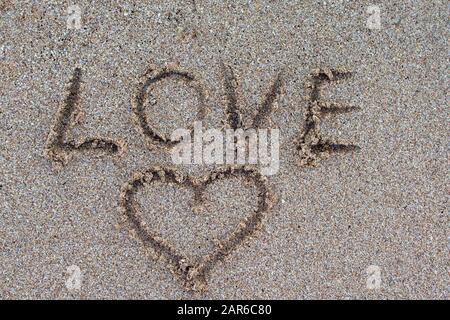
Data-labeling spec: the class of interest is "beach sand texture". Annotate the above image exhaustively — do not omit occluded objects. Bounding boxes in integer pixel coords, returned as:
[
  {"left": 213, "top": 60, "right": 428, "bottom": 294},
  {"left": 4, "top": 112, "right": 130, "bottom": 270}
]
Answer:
[{"left": 0, "top": 1, "right": 448, "bottom": 299}]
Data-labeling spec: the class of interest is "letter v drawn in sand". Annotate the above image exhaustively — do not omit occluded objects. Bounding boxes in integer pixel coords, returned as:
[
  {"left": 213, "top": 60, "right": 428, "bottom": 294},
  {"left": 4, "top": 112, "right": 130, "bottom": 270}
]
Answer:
[
  {"left": 120, "top": 166, "right": 274, "bottom": 292},
  {"left": 45, "top": 68, "right": 125, "bottom": 165},
  {"left": 221, "top": 63, "right": 284, "bottom": 130}
]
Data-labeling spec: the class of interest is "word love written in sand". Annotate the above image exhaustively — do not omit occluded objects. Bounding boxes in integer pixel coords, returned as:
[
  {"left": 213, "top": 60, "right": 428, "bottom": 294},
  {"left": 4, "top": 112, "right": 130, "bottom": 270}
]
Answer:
[
  {"left": 45, "top": 65, "right": 360, "bottom": 292},
  {"left": 45, "top": 65, "right": 360, "bottom": 166}
]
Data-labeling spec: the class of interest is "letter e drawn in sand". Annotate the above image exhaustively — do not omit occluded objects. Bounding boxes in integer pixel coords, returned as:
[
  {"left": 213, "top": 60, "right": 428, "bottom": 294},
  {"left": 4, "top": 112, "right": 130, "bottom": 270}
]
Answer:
[
  {"left": 296, "top": 68, "right": 361, "bottom": 167},
  {"left": 132, "top": 66, "right": 208, "bottom": 149},
  {"left": 45, "top": 68, "right": 125, "bottom": 166},
  {"left": 119, "top": 166, "right": 274, "bottom": 292}
]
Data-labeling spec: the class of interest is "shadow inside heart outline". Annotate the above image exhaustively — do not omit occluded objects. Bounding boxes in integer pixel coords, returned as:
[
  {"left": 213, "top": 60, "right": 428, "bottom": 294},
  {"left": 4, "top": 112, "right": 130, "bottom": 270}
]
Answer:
[{"left": 119, "top": 166, "right": 273, "bottom": 292}]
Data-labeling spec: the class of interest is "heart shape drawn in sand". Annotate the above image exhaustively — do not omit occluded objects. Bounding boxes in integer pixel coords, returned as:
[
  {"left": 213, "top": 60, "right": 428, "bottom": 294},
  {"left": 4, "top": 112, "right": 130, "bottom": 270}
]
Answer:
[{"left": 119, "top": 166, "right": 273, "bottom": 292}]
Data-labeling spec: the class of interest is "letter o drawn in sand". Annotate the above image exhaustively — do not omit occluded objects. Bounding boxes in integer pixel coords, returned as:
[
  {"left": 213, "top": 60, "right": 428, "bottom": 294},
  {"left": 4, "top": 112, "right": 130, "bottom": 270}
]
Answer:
[
  {"left": 119, "top": 166, "right": 273, "bottom": 292},
  {"left": 132, "top": 67, "right": 208, "bottom": 149}
]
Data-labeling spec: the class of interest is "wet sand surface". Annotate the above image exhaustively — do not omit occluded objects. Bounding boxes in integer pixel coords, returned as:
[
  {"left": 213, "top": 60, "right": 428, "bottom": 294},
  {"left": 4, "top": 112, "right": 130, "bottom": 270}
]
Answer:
[{"left": 0, "top": 1, "right": 447, "bottom": 299}]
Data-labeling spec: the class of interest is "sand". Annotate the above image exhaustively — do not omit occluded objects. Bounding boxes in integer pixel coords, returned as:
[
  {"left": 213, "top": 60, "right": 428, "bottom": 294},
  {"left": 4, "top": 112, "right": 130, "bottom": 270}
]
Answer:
[{"left": 0, "top": 1, "right": 447, "bottom": 299}]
